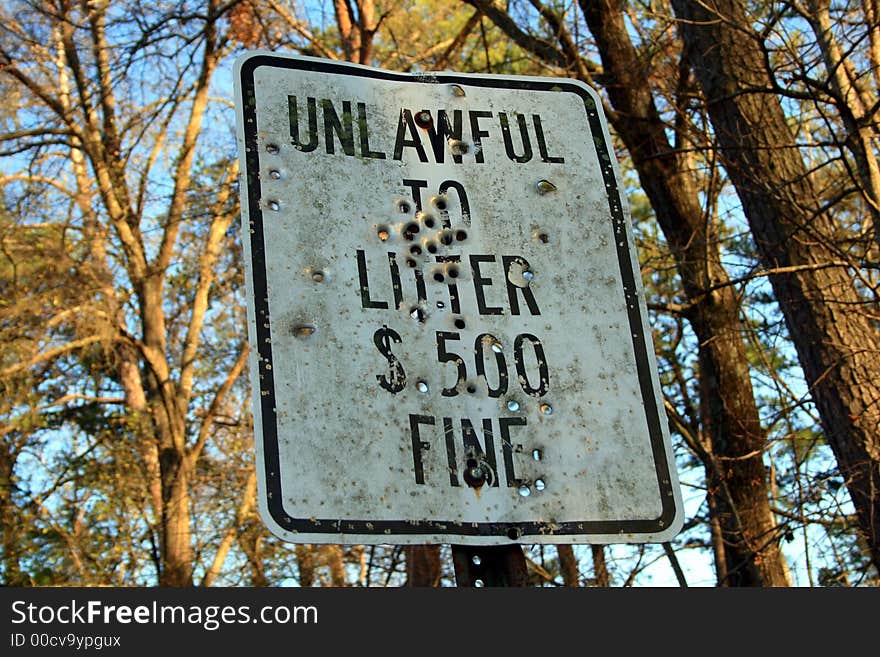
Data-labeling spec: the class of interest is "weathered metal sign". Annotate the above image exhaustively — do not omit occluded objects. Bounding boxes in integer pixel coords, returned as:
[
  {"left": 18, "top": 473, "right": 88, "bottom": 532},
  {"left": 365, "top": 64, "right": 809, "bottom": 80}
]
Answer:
[{"left": 234, "top": 52, "right": 683, "bottom": 545}]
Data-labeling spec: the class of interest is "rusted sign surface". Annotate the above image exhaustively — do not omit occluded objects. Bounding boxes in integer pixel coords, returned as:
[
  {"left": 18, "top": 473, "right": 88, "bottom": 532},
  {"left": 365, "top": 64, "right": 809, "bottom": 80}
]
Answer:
[{"left": 234, "top": 53, "right": 683, "bottom": 545}]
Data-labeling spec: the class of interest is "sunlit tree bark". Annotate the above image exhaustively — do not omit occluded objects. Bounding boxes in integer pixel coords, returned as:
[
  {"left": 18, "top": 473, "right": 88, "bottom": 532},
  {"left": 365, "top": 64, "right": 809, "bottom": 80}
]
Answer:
[{"left": 672, "top": 0, "right": 880, "bottom": 572}]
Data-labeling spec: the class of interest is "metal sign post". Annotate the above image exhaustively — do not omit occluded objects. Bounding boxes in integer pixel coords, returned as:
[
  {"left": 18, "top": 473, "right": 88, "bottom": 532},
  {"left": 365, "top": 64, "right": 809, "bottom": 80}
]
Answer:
[
  {"left": 233, "top": 53, "right": 683, "bottom": 583},
  {"left": 451, "top": 544, "right": 529, "bottom": 587}
]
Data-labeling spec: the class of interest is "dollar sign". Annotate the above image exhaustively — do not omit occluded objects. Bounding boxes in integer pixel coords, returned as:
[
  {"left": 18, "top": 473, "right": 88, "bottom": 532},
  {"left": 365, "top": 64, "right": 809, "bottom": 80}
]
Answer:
[{"left": 373, "top": 326, "right": 406, "bottom": 393}]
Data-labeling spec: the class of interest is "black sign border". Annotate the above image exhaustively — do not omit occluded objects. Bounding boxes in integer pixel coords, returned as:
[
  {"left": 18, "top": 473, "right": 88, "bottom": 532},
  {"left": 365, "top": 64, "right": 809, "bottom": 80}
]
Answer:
[{"left": 238, "top": 53, "right": 679, "bottom": 542}]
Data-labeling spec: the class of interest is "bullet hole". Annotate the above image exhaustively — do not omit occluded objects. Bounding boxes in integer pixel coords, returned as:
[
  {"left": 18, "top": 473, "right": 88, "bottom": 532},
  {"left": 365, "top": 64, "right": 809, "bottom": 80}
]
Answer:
[
  {"left": 517, "top": 484, "right": 531, "bottom": 498},
  {"left": 540, "top": 403, "right": 553, "bottom": 415},
  {"left": 377, "top": 226, "right": 390, "bottom": 241},
  {"left": 532, "top": 448, "right": 543, "bottom": 461},
  {"left": 466, "top": 383, "right": 477, "bottom": 394},
  {"left": 424, "top": 216, "right": 436, "bottom": 229},
  {"left": 410, "top": 306, "right": 425, "bottom": 322},
  {"left": 439, "top": 230, "right": 453, "bottom": 246},
  {"left": 507, "top": 400, "right": 520, "bottom": 412},
  {"left": 455, "top": 229, "right": 468, "bottom": 242},
  {"left": 410, "top": 245, "right": 423, "bottom": 255},
  {"left": 471, "top": 555, "right": 482, "bottom": 566},
  {"left": 433, "top": 271, "right": 445, "bottom": 283},
  {"left": 507, "top": 527, "right": 523, "bottom": 540},
  {"left": 433, "top": 196, "right": 448, "bottom": 211},
  {"left": 269, "top": 169, "right": 281, "bottom": 179},
  {"left": 450, "top": 84, "right": 466, "bottom": 97},
  {"left": 447, "top": 265, "right": 459, "bottom": 279},
  {"left": 426, "top": 241, "right": 438, "bottom": 254},
  {"left": 398, "top": 200, "right": 411, "bottom": 214},
  {"left": 506, "top": 257, "right": 533, "bottom": 287},
  {"left": 293, "top": 325, "right": 316, "bottom": 338},
  {"left": 454, "top": 317, "right": 466, "bottom": 330},
  {"left": 474, "top": 579, "right": 485, "bottom": 587},
  {"left": 416, "top": 380, "right": 429, "bottom": 393},
  {"left": 536, "top": 179, "right": 557, "bottom": 194},
  {"left": 449, "top": 139, "right": 469, "bottom": 155},
  {"left": 490, "top": 341, "right": 503, "bottom": 354},
  {"left": 414, "top": 110, "right": 433, "bottom": 128},
  {"left": 311, "top": 270, "right": 325, "bottom": 282},
  {"left": 537, "top": 232, "right": 549, "bottom": 243},
  {"left": 436, "top": 301, "right": 445, "bottom": 309},
  {"left": 266, "top": 143, "right": 280, "bottom": 154},
  {"left": 406, "top": 258, "right": 417, "bottom": 268},
  {"left": 535, "top": 478, "right": 546, "bottom": 491},
  {"left": 267, "top": 200, "right": 280, "bottom": 211},
  {"left": 403, "top": 222, "right": 420, "bottom": 240}
]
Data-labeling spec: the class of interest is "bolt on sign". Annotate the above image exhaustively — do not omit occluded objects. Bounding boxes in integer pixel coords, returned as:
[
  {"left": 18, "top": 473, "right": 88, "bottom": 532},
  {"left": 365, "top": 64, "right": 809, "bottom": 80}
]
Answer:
[{"left": 233, "top": 53, "right": 683, "bottom": 546}]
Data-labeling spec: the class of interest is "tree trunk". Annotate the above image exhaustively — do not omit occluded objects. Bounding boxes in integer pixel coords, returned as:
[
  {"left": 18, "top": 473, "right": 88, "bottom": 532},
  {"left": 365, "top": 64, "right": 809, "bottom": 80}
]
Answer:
[
  {"left": 672, "top": 0, "right": 880, "bottom": 572},
  {"left": 296, "top": 545, "right": 316, "bottom": 587},
  {"left": 158, "top": 446, "right": 192, "bottom": 586},
  {"left": 579, "top": 0, "right": 790, "bottom": 585},
  {"left": 0, "top": 444, "right": 25, "bottom": 585},
  {"left": 323, "top": 545, "right": 347, "bottom": 586},
  {"left": 591, "top": 545, "right": 610, "bottom": 587},
  {"left": 557, "top": 545, "right": 580, "bottom": 586},
  {"left": 405, "top": 545, "right": 443, "bottom": 586}
]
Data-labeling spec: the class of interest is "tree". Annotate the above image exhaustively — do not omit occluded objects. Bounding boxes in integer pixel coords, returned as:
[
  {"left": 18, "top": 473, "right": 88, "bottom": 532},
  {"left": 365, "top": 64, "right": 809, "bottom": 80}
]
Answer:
[
  {"left": 3, "top": 0, "right": 874, "bottom": 587},
  {"left": 671, "top": 0, "right": 880, "bottom": 572},
  {"left": 0, "top": 0, "right": 249, "bottom": 585}
]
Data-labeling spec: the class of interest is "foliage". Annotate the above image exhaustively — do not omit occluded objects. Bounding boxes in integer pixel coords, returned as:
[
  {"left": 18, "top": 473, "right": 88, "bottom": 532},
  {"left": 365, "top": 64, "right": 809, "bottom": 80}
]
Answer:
[{"left": 0, "top": 0, "right": 877, "bottom": 587}]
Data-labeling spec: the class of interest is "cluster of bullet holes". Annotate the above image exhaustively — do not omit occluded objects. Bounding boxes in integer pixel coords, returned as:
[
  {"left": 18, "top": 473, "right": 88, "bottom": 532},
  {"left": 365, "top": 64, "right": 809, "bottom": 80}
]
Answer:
[{"left": 377, "top": 196, "right": 468, "bottom": 270}]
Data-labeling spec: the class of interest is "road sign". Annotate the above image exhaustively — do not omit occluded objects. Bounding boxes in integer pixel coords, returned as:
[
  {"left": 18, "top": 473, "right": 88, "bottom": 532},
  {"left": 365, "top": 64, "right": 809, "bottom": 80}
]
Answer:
[{"left": 234, "top": 52, "right": 683, "bottom": 545}]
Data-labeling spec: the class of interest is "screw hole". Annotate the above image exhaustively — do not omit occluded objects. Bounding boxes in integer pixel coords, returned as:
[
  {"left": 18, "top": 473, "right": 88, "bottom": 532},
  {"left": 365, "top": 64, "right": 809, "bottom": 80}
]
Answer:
[{"left": 463, "top": 462, "right": 486, "bottom": 488}]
